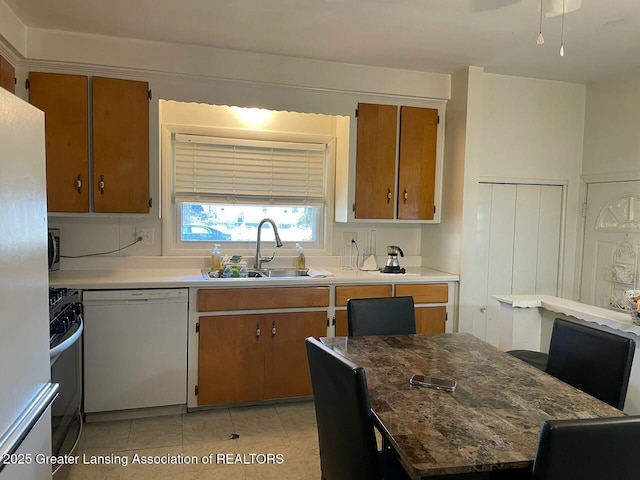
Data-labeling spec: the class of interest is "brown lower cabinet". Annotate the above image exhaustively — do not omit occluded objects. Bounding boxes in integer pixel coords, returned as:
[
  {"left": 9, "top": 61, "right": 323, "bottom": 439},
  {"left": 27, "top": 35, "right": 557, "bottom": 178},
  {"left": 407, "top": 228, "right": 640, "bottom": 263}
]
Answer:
[
  {"left": 197, "top": 311, "right": 327, "bottom": 406},
  {"left": 335, "top": 306, "right": 446, "bottom": 336},
  {"left": 415, "top": 306, "right": 447, "bottom": 334},
  {"left": 334, "top": 283, "right": 448, "bottom": 336}
]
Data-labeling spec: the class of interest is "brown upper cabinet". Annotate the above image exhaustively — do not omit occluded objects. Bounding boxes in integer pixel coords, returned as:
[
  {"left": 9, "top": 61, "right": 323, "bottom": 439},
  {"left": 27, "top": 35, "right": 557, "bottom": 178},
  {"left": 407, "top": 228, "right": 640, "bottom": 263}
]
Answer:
[
  {"left": 0, "top": 54, "right": 15, "bottom": 93},
  {"left": 29, "top": 73, "right": 89, "bottom": 212},
  {"left": 28, "top": 72, "right": 150, "bottom": 213},
  {"left": 354, "top": 102, "right": 442, "bottom": 221},
  {"left": 92, "top": 77, "right": 150, "bottom": 213}
]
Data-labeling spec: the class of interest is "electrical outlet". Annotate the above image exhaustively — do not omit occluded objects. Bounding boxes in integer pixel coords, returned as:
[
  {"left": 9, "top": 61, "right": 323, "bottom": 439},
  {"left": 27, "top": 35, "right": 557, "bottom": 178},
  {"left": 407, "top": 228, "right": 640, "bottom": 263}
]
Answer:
[
  {"left": 343, "top": 232, "right": 358, "bottom": 244},
  {"left": 135, "top": 228, "right": 154, "bottom": 246}
]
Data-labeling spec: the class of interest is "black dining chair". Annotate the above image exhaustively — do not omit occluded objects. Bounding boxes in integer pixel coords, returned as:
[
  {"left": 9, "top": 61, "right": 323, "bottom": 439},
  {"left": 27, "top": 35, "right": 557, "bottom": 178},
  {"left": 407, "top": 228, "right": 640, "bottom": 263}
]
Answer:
[
  {"left": 531, "top": 416, "right": 640, "bottom": 479},
  {"left": 509, "top": 318, "right": 635, "bottom": 410},
  {"left": 304, "top": 337, "right": 410, "bottom": 480},
  {"left": 347, "top": 296, "right": 416, "bottom": 337}
]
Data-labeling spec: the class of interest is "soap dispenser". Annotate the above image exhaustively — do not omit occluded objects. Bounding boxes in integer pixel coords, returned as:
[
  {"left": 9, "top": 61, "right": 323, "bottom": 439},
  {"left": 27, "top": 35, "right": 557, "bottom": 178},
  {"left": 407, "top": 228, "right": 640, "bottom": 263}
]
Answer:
[
  {"left": 211, "top": 244, "right": 222, "bottom": 271},
  {"left": 296, "top": 243, "right": 306, "bottom": 270}
]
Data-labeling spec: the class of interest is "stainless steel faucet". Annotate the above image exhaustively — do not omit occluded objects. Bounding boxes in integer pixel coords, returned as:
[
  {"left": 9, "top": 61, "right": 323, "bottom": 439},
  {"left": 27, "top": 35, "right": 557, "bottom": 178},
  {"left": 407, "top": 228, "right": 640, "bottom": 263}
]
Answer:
[{"left": 254, "top": 218, "right": 283, "bottom": 269}]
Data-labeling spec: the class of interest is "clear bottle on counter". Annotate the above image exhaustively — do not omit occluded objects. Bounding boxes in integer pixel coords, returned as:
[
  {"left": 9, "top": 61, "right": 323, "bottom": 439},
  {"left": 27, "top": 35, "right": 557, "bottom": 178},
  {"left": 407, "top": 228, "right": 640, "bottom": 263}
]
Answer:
[
  {"left": 296, "top": 243, "right": 306, "bottom": 270},
  {"left": 211, "top": 244, "right": 222, "bottom": 271}
]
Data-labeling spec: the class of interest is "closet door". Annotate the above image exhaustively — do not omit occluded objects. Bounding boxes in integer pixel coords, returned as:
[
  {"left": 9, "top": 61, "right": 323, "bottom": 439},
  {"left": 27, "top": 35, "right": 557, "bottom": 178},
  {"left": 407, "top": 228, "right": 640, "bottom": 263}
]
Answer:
[{"left": 474, "top": 183, "right": 563, "bottom": 346}]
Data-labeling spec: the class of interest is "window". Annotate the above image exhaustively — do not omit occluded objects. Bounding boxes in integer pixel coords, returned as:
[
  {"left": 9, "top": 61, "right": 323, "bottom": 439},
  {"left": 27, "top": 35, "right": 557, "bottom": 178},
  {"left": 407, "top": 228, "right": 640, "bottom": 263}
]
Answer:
[{"left": 165, "top": 132, "right": 332, "bottom": 254}]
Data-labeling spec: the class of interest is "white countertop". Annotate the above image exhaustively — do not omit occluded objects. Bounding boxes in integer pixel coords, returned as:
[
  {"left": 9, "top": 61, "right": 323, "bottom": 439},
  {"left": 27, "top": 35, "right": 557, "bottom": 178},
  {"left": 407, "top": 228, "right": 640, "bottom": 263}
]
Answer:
[
  {"left": 50, "top": 266, "right": 459, "bottom": 289},
  {"left": 493, "top": 294, "right": 640, "bottom": 336}
]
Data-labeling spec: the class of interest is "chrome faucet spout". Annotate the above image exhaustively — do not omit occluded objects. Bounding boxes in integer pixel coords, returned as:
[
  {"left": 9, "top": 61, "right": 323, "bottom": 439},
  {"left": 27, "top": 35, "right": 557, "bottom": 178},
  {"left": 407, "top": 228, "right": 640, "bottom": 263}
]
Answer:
[{"left": 254, "top": 218, "right": 283, "bottom": 269}]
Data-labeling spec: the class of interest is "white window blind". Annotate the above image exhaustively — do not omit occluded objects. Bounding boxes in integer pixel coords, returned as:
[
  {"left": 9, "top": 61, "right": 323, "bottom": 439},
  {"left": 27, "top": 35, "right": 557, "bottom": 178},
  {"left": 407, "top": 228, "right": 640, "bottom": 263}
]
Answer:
[{"left": 174, "top": 134, "right": 326, "bottom": 205}]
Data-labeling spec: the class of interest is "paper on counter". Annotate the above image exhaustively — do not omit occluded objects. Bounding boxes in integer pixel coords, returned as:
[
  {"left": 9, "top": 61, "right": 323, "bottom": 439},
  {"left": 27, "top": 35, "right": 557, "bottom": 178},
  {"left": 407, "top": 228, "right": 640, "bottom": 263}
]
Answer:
[{"left": 307, "top": 269, "right": 335, "bottom": 278}]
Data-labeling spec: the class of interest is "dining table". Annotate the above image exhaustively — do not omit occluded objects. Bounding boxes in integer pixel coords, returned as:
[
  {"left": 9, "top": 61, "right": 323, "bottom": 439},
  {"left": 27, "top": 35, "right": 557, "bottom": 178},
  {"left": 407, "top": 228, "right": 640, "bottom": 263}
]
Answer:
[{"left": 321, "top": 333, "right": 624, "bottom": 479}]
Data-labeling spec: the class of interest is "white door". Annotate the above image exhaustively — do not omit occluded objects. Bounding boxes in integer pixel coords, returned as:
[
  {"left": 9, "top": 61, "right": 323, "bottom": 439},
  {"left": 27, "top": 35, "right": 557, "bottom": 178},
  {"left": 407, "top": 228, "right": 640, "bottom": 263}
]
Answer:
[
  {"left": 474, "top": 183, "right": 563, "bottom": 346},
  {"left": 580, "top": 181, "right": 640, "bottom": 311}
]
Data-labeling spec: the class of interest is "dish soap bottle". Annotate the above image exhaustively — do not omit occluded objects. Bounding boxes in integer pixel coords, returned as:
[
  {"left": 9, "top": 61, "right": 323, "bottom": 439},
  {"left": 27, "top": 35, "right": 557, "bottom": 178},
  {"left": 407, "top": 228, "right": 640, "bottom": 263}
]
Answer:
[
  {"left": 296, "top": 243, "right": 306, "bottom": 270},
  {"left": 211, "top": 244, "right": 222, "bottom": 271}
]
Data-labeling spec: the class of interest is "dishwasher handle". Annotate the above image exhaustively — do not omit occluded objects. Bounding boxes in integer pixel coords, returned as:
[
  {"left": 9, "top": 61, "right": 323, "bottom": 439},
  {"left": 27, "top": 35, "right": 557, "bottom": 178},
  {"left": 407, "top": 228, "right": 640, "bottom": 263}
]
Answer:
[{"left": 83, "top": 288, "right": 188, "bottom": 303}]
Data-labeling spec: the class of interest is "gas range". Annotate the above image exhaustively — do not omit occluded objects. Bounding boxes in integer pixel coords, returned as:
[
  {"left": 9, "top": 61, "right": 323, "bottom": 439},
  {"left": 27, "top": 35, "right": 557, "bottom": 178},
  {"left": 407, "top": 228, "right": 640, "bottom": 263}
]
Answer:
[
  {"left": 48, "top": 288, "right": 82, "bottom": 352},
  {"left": 48, "top": 287, "right": 84, "bottom": 480}
]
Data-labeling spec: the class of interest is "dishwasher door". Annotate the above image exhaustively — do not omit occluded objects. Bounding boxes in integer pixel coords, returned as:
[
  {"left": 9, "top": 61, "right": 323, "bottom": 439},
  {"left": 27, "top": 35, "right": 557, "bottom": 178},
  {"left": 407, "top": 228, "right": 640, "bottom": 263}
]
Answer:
[{"left": 82, "top": 289, "right": 188, "bottom": 413}]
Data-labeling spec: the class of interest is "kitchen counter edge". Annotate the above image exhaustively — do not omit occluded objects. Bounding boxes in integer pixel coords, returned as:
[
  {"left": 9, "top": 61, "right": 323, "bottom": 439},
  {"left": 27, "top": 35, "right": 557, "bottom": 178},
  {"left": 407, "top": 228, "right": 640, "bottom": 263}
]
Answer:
[{"left": 49, "top": 267, "right": 459, "bottom": 289}]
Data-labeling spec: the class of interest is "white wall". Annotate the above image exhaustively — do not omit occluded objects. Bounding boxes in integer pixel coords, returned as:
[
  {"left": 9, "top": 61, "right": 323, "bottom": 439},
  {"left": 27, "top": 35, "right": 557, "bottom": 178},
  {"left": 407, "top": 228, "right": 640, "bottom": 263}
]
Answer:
[
  {"left": 479, "top": 74, "right": 586, "bottom": 181},
  {"left": 425, "top": 70, "right": 587, "bottom": 334},
  {"left": 583, "top": 66, "right": 640, "bottom": 179},
  {"left": 0, "top": 0, "right": 25, "bottom": 57},
  {"left": 421, "top": 67, "right": 474, "bottom": 276},
  {"left": 476, "top": 74, "right": 586, "bottom": 299}
]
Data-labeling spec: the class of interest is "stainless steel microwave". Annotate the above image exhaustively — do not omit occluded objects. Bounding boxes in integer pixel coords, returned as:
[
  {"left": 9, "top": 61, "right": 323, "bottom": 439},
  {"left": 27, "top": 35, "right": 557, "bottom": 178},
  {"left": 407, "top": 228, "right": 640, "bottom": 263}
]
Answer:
[{"left": 48, "top": 228, "right": 60, "bottom": 271}]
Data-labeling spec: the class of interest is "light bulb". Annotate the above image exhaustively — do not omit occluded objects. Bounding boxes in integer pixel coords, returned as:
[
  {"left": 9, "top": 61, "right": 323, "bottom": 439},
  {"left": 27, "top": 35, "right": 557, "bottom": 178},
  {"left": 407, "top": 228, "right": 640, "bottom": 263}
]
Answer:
[
  {"left": 560, "top": 44, "right": 565, "bottom": 56},
  {"left": 537, "top": 32, "right": 545, "bottom": 45}
]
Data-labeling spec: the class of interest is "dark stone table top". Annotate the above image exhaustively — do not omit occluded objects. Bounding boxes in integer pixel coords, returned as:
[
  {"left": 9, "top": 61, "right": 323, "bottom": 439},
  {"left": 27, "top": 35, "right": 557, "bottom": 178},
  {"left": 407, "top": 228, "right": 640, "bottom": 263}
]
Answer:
[{"left": 322, "top": 333, "right": 623, "bottom": 478}]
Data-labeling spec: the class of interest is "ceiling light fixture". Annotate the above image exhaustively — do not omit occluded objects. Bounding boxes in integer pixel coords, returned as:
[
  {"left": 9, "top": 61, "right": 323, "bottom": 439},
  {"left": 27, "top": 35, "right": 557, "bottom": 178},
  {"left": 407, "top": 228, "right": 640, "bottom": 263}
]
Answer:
[
  {"left": 537, "top": 0, "right": 545, "bottom": 45},
  {"left": 537, "top": 0, "right": 581, "bottom": 56},
  {"left": 560, "top": 0, "right": 566, "bottom": 56}
]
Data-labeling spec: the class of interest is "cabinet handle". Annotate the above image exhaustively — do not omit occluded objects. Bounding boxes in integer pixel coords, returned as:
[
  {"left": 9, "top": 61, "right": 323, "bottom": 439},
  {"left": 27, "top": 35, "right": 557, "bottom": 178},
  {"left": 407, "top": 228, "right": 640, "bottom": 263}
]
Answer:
[
  {"left": 271, "top": 321, "right": 276, "bottom": 337},
  {"left": 76, "top": 174, "right": 82, "bottom": 194},
  {"left": 99, "top": 175, "right": 105, "bottom": 195},
  {"left": 403, "top": 188, "right": 408, "bottom": 203},
  {"left": 256, "top": 322, "right": 261, "bottom": 339},
  {"left": 387, "top": 188, "right": 392, "bottom": 204}
]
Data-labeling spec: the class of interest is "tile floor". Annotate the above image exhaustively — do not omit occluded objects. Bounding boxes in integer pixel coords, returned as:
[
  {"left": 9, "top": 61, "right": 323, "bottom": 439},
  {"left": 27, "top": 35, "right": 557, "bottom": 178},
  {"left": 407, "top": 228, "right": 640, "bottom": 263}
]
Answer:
[{"left": 69, "top": 401, "right": 321, "bottom": 480}]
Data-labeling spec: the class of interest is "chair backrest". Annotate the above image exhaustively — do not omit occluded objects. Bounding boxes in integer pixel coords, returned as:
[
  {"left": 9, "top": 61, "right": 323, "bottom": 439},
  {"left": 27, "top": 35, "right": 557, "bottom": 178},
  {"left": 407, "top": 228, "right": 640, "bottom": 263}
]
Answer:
[
  {"left": 347, "top": 296, "right": 416, "bottom": 337},
  {"left": 305, "top": 337, "right": 381, "bottom": 480},
  {"left": 532, "top": 416, "right": 640, "bottom": 480},
  {"left": 546, "top": 318, "right": 635, "bottom": 410}
]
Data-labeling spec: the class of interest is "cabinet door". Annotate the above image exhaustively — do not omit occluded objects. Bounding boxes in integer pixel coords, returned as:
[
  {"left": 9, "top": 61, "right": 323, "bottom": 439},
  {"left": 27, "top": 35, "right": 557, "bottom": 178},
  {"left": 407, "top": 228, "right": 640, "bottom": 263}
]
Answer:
[
  {"left": 92, "top": 77, "right": 149, "bottom": 213},
  {"left": 335, "top": 284, "right": 393, "bottom": 306},
  {"left": 199, "top": 286, "right": 330, "bottom": 311},
  {"left": 395, "top": 283, "right": 448, "bottom": 303},
  {"left": 29, "top": 73, "right": 89, "bottom": 212},
  {"left": 0, "top": 54, "right": 15, "bottom": 93},
  {"left": 263, "top": 311, "right": 328, "bottom": 399},
  {"left": 397, "top": 106, "right": 438, "bottom": 220},
  {"left": 198, "top": 315, "right": 265, "bottom": 405},
  {"left": 335, "top": 284, "right": 393, "bottom": 336},
  {"left": 415, "top": 306, "right": 446, "bottom": 334},
  {"left": 338, "top": 306, "right": 444, "bottom": 335},
  {"left": 355, "top": 103, "right": 398, "bottom": 219},
  {"left": 335, "top": 310, "right": 348, "bottom": 337}
]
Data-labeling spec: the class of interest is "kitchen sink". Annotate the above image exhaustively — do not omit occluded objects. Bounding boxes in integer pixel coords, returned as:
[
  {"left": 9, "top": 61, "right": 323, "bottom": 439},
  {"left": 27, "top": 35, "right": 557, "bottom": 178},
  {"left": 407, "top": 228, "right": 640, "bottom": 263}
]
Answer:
[
  {"left": 201, "top": 268, "right": 309, "bottom": 279},
  {"left": 260, "top": 268, "right": 309, "bottom": 278}
]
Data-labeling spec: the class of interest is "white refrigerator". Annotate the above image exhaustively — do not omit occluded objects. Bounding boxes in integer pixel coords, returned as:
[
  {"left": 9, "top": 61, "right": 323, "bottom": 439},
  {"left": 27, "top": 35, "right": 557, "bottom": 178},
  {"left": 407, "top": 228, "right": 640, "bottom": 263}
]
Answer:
[{"left": 0, "top": 87, "right": 57, "bottom": 477}]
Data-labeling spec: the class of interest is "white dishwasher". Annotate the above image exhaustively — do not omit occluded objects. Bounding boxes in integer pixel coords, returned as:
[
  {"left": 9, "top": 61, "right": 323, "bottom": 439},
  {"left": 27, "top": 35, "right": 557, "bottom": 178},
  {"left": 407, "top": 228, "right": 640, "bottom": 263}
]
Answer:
[{"left": 82, "top": 288, "right": 188, "bottom": 413}]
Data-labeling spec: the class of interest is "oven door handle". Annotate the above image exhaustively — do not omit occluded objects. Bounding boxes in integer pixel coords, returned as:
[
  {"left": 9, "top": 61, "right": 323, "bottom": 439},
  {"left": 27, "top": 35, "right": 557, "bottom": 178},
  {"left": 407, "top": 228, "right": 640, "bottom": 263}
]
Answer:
[{"left": 50, "top": 317, "right": 83, "bottom": 360}]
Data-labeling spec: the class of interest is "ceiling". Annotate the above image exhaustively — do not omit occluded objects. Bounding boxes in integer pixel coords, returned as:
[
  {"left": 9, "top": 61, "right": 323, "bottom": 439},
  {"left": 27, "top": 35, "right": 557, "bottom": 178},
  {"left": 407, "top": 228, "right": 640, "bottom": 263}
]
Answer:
[{"left": 5, "top": 0, "right": 640, "bottom": 84}]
